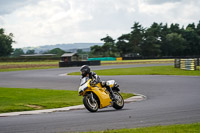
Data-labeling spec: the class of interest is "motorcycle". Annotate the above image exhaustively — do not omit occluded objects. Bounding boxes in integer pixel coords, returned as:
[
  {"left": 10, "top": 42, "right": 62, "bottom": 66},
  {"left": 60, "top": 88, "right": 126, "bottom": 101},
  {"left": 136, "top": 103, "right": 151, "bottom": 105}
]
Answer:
[{"left": 78, "top": 77, "right": 124, "bottom": 112}]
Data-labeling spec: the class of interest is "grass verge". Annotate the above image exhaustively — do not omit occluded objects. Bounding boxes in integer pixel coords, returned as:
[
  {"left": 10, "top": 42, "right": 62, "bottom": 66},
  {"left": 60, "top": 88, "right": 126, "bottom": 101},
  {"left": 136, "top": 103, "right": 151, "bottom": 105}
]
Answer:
[
  {"left": 101, "top": 59, "right": 174, "bottom": 65},
  {"left": 0, "top": 87, "right": 134, "bottom": 113},
  {"left": 0, "top": 61, "right": 59, "bottom": 65},
  {"left": 0, "top": 61, "right": 58, "bottom": 72},
  {"left": 84, "top": 123, "right": 200, "bottom": 133},
  {"left": 68, "top": 66, "right": 200, "bottom": 76},
  {"left": 0, "top": 59, "right": 172, "bottom": 72},
  {"left": 0, "top": 66, "right": 57, "bottom": 72}
]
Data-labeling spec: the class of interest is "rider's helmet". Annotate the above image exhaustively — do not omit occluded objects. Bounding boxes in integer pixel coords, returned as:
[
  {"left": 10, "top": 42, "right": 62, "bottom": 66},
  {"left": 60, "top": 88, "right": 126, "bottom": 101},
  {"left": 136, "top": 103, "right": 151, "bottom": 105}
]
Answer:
[{"left": 80, "top": 65, "right": 90, "bottom": 77}]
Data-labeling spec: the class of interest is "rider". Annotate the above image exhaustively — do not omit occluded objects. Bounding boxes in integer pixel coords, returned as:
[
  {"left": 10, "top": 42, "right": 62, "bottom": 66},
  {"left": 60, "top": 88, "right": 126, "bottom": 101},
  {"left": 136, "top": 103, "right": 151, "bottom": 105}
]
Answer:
[{"left": 80, "top": 65, "right": 116, "bottom": 101}]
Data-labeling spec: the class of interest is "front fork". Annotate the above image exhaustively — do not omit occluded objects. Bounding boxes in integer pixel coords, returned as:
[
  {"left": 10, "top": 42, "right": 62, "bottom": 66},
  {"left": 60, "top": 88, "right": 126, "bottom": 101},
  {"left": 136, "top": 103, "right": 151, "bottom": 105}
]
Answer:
[
  {"left": 88, "top": 92, "right": 95, "bottom": 103},
  {"left": 106, "top": 86, "right": 116, "bottom": 100}
]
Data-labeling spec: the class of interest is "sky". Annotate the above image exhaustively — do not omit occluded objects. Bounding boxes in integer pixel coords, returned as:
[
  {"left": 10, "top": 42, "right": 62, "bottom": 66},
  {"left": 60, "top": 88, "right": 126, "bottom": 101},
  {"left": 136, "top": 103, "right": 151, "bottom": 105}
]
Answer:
[{"left": 0, "top": 0, "right": 200, "bottom": 48}]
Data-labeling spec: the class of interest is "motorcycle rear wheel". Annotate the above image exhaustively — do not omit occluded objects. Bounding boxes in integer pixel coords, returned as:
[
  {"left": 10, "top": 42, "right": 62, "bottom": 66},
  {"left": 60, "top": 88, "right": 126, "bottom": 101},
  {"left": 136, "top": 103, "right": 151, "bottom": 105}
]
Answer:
[
  {"left": 113, "top": 91, "right": 124, "bottom": 110},
  {"left": 83, "top": 95, "right": 98, "bottom": 112}
]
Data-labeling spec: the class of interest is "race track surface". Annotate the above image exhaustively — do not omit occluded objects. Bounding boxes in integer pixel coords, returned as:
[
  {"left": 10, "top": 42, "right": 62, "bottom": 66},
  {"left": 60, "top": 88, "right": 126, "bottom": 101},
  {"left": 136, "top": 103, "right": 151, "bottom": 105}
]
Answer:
[{"left": 0, "top": 63, "right": 200, "bottom": 133}]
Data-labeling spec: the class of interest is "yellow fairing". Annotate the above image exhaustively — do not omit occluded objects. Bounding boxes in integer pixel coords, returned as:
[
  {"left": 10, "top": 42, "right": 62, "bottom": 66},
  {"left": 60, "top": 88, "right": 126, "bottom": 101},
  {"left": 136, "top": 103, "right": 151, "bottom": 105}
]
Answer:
[{"left": 84, "top": 82, "right": 112, "bottom": 108}]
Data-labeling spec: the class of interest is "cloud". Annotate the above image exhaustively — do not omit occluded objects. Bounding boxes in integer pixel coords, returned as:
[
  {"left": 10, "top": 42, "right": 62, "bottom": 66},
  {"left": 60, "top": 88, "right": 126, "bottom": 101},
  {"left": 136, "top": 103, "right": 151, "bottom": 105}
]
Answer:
[
  {"left": 143, "top": 0, "right": 183, "bottom": 5},
  {"left": 138, "top": 0, "right": 200, "bottom": 27},
  {"left": 0, "top": 0, "right": 200, "bottom": 48},
  {"left": 0, "top": 0, "right": 37, "bottom": 15},
  {"left": 2, "top": 0, "right": 138, "bottom": 48},
  {"left": 0, "top": 16, "right": 4, "bottom": 25}
]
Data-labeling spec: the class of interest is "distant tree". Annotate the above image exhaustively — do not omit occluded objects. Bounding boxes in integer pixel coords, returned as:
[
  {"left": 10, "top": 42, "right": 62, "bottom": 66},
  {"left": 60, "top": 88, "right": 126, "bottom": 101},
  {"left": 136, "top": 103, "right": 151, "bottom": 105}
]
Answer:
[
  {"left": 196, "top": 21, "right": 200, "bottom": 35},
  {"left": 101, "top": 35, "right": 115, "bottom": 43},
  {"left": 90, "top": 35, "right": 117, "bottom": 57},
  {"left": 90, "top": 21, "right": 200, "bottom": 58},
  {"left": 129, "top": 22, "right": 144, "bottom": 56},
  {"left": 90, "top": 45, "right": 104, "bottom": 57},
  {"left": 12, "top": 48, "right": 24, "bottom": 57},
  {"left": 26, "top": 49, "right": 35, "bottom": 54},
  {"left": 141, "top": 36, "right": 161, "bottom": 57},
  {"left": 141, "top": 22, "right": 161, "bottom": 57},
  {"left": 160, "top": 23, "right": 171, "bottom": 56},
  {"left": 182, "top": 23, "right": 199, "bottom": 56},
  {"left": 169, "top": 23, "right": 181, "bottom": 34},
  {"left": 116, "top": 34, "right": 132, "bottom": 56},
  {"left": 77, "top": 49, "right": 84, "bottom": 54},
  {"left": 101, "top": 35, "right": 117, "bottom": 57},
  {"left": 165, "top": 33, "right": 186, "bottom": 56},
  {"left": 0, "top": 28, "right": 14, "bottom": 57},
  {"left": 45, "top": 48, "right": 65, "bottom": 56},
  {"left": 195, "top": 21, "right": 200, "bottom": 55}
]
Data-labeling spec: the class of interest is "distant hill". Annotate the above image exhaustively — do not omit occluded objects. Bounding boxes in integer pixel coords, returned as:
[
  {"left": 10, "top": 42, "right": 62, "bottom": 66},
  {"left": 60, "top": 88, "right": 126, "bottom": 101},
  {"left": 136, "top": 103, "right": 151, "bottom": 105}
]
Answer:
[{"left": 22, "top": 43, "right": 103, "bottom": 53}]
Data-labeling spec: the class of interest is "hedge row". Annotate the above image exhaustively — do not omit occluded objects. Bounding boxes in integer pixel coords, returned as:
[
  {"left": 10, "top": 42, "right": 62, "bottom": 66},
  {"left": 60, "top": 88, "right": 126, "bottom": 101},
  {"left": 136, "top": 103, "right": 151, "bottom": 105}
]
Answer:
[{"left": 0, "top": 57, "right": 60, "bottom": 62}]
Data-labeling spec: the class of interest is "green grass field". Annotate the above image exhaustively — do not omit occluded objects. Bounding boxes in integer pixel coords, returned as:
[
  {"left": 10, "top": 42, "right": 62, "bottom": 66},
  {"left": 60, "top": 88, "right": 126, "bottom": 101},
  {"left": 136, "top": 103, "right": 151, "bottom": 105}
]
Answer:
[
  {"left": 0, "top": 87, "right": 134, "bottom": 113},
  {"left": 101, "top": 59, "right": 174, "bottom": 65},
  {"left": 69, "top": 66, "right": 200, "bottom": 76},
  {"left": 84, "top": 123, "right": 200, "bottom": 133},
  {"left": 101, "top": 59, "right": 174, "bottom": 63},
  {"left": 0, "top": 59, "right": 173, "bottom": 72},
  {"left": 0, "top": 61, "right": 59, "bottom": 72},
  {"left": 0, "top": 61, "right": 59, "bottom": 65},
  {"left": 0, "top": 66, "right": 57, "bottom": 72}
]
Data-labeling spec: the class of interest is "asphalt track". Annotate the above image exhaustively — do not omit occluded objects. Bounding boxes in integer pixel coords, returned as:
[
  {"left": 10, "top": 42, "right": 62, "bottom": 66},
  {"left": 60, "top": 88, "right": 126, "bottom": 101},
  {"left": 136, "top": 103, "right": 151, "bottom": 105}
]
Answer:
[{"left": 0, "top": 63, "right": 200, "bottom": 133}]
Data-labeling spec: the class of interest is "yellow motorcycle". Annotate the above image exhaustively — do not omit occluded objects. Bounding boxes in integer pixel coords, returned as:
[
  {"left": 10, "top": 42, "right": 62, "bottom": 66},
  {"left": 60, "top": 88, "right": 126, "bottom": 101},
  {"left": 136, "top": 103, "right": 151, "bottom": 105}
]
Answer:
[{"left": 78, "top": 77, "right": 124, "bottom": 112}]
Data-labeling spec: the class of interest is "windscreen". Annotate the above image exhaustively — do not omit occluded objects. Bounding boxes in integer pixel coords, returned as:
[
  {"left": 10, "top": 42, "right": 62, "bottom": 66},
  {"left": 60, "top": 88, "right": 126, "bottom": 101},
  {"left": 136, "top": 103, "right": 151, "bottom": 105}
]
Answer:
[{"left": 80, "top": 77, "right": 89, "bottom": 86}]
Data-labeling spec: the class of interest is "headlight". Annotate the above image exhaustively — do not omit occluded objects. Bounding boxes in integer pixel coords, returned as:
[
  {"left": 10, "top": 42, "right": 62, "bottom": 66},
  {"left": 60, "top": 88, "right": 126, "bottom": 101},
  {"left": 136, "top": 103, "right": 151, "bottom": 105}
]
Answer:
[{"left": 79, "top": 90, "right": 83, "bottom": 96}]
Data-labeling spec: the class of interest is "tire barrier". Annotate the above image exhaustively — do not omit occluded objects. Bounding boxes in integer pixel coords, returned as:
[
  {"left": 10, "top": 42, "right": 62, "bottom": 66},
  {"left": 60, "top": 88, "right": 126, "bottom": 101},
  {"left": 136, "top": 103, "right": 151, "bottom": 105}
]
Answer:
[
  {"left": 197, "top": 58, "right": 200, "bottom": 66},
  {"left": 59, "top": 61, "right": 100, "bottom": 67},
  {"left": 174, "top": 58, "right": 197, "bottom": 71},
  {"left": 174, "top": 59, "right": 180, "bottom": 68}
]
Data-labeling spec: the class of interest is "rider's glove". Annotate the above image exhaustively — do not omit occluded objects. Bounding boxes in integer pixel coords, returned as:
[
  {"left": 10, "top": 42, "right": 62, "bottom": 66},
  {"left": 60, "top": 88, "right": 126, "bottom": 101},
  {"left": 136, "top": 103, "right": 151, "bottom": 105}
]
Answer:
[
  {"left": 101, "top": 81, "right": 106, "bottom": 87},
  {"left": 90, "top": 80, "right": 97, "bottom": 86}
]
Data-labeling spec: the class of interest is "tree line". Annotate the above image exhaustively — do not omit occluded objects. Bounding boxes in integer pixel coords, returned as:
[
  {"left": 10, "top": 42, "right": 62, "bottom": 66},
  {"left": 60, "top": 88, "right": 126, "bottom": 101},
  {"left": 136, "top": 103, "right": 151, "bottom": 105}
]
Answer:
[
  {"left": 1, "top": 21, "right": 200, "bottom": 58},
  {"left": 90, "top": 21, "right": 200, "bottom": 58},
  {"left": 12, "top": 48, "right": 66, "bottom": 57}
]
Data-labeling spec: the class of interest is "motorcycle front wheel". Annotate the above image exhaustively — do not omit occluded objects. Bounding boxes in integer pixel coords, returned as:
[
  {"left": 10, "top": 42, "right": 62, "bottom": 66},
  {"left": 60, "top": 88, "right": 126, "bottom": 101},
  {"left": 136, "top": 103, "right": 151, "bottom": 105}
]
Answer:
[
  {"left": 113, "top": 91, "right": 124, "bottom": 110},
  {"left": 83, "top": 95, "right": 98, "bottom": 112}
]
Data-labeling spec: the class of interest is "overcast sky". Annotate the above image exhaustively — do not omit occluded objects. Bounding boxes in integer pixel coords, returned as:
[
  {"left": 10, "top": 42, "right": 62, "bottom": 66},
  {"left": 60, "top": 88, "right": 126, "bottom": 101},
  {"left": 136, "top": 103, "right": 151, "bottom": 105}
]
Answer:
[{"left": 0, "top": 0, "right": 200, "bottom": 48}]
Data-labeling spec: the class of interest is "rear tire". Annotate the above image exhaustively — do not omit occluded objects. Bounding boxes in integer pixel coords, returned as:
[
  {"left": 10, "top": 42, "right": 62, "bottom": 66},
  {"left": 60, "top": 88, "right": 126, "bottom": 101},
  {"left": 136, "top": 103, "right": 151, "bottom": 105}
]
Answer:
[
  {"left": 113, "top": 91, "right": 124, "bottom": 110},
  {"left": 83, "top": 95, "right": 98, "bottom": 112}
]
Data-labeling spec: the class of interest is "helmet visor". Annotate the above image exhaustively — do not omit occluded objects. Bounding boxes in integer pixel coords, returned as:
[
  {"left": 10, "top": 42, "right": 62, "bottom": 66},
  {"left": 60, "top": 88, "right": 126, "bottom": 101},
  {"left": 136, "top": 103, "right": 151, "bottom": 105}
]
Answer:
[{"left": 81, "top": 71, "right": 87, "bottom": 77}]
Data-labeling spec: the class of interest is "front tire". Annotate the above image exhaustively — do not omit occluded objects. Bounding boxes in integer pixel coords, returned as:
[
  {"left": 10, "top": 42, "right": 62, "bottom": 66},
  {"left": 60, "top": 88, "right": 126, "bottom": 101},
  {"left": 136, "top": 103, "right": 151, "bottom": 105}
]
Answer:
[
  {"left": 113, "top": 91, "right": 124, "bottom": 110},
  {"left": 83, "top": 95, "right": 98, "bottom": 112}
]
